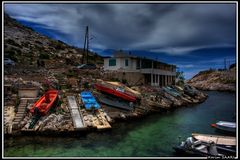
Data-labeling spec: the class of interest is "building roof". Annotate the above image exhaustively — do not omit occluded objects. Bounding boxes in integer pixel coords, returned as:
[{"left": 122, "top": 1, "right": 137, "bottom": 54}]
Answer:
[
  {"left": 112, "top": 50, "right": 137, "bottom": 58},
  {"left": 105, "top": 50, "right": 176, "bottom": 67}
]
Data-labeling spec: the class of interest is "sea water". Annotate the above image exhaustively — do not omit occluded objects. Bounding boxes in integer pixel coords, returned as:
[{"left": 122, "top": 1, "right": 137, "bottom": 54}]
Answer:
[{"left": 4, "top": 91, "right": 236, "bottom": 157}]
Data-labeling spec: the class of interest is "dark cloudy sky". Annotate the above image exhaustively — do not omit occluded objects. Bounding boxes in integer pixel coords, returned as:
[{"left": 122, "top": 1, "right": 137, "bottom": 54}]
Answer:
[{"left": 4, "top": 3, "right": 236, "bottom": 79}]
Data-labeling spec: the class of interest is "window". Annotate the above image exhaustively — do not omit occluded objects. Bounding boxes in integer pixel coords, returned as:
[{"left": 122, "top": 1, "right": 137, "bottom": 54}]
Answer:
[
  {"left": 125, "top": 59, "right": 128, "bottom": 66},
  {"left": 109, "top": 59, "right": 116, "bottom": 66},
  {"left": 136, "top": 59, "right": 140, "bottom": 69}
]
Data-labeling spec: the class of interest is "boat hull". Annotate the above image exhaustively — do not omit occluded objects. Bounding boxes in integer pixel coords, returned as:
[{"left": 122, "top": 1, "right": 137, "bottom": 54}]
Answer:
[
  {"left": 192, "top": 133, "right": 236, "bottom": 146},
  {"left": 192, "top": 133, "right": 236, "bottom": 156},
  {"left": 98, "top": 94, "right": 133, "bottom": 111},
  {"left": 173, "top": 146, "right": 209, "bottom": 157},
  {"left": 95, "top": 83, "right": 136, "bottom": 102},
  {"left": 30, "top": 90, "right": 59, "bottom": 116},
  {"left": 173, "top": 144, "right": 236, "bottom": 157},
  {"left": 173, "top": 145, "right": 228, "bottom": 157},
  {"left": 80, "top": 91, "right": 100, "bottom": 110},
  {"left": 211, "top": 121, "right": 236, "bottom": 133}
]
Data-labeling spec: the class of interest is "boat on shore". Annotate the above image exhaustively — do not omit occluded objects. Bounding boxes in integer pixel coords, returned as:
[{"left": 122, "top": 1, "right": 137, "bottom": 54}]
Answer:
[
  {"left": 183, "top": 84, "right": 198, "bottom": 97},
  {"left": 80, "top": 91, "right": 100, "bottom": 110},
  {"left": 105, "top": 81, "right": 141, "bottom": 98},
  {"left": 163, "top": 86, "right": 181, "bottom": 97},
  {"left": 211, "top": 121, "right": 236, "bottom": 133},
  {"left": 30, "top": 89, "right": 59, "bottom": 116},
  {"left": 95, "top": 80, "right": 137, "bottom": 102},
  {"left": 98, "top": 94, "right": 134, "bottom": 111}
]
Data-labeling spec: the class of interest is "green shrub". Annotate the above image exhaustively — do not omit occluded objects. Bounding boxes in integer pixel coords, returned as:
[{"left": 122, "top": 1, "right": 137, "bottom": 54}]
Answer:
[
  {"left": 5, "top": 49, "right": 15, "bottom": 56},
  {"left": 229, "top": 63, "right": 236, "bottom": 70},
  {"left": 14, "top": 48, "right": 22, "bottom": 55},
  {"left": 122, "top": 79, "right": 127, "bottom": 84},
  {"left": 110, "top": 77, "right": 120, "bottom": 82},
  {"left": 39, "top": 52, "right": 50, "bottom": 59},
  {"left": 35, "top": 40, "right": 42, "bottom": 45},
  {"left": 66, "top": 70, "right": 76, "bottom": 77},
  {"left": 221, "top": 79, "right": 236, "bottom": 84},
  {"left": 199, "top": 69, "right": 215, "bottom": 75},
  {"left": 55, "top": 43, "right": 65, "bottom": 50},
  {"left": 6, "top": 39, "right": 21, "bottom": 47}
]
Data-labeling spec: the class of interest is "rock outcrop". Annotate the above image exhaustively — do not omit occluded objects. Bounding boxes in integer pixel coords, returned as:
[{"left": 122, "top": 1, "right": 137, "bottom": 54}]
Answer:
[{"left": 187, "top": 67, "right": 236, "bottom": 92}]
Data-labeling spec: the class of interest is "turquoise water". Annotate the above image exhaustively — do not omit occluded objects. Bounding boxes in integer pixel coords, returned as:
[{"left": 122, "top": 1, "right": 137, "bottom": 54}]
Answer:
[{"left": 4, "top": 91, "right": 236, "bottom": 157}]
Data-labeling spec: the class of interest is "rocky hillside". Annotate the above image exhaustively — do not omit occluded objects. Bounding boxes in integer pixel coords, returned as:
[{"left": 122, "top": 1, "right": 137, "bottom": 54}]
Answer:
[
  {"left": 4, "top": 13, "right": 103, "bottom": 67},
  {"left": 187, "top": 66, "right": 236, "bottom": 92}
]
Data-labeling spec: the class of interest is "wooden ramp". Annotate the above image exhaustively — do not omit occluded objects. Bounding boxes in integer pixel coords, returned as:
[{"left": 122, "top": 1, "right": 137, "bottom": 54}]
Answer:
[
  {"left": 192, "top": 133, "right": 236, "bottom": 146},
  {"left": 67, "top": 96, "right": 86, "bottom": 130}
]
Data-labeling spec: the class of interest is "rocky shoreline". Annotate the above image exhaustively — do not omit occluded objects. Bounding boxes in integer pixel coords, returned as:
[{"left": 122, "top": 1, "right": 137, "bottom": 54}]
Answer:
[{"left": 4, "top": 81, "right": 208, "bottom": 137}]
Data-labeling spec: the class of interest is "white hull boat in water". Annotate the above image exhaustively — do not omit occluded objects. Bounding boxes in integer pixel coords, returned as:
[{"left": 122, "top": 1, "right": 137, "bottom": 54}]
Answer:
[
  {"left": 211, "top": 121, "right": 236, "bottom": 133},
  {"left": 173, "top": 133, "right": 236, "bottom": 157}
]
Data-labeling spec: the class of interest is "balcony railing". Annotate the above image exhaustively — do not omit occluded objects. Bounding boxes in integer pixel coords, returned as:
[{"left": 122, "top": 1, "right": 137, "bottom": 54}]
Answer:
[{"left": 139, "top": 68, "right": 176, "bottom": 76}]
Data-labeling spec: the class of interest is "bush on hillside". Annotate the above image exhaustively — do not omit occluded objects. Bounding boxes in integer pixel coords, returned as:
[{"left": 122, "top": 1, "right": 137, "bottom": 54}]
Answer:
[{"left": 39, "top": 52, "right": 50, "bottom": 59}]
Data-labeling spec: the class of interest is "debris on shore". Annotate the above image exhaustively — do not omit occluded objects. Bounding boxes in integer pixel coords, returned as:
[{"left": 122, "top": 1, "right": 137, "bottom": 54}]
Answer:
[{"left": 4, "top": 70, "right": 208, "bottom": 136}]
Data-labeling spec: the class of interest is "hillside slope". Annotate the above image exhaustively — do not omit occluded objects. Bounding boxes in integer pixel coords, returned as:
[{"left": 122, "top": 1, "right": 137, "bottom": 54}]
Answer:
[
  {"left": 187, "top": 67, "right": 236, "bottom": 92},
  {"left": 4, "top": 13, "right": 102, "bottom": 67}
]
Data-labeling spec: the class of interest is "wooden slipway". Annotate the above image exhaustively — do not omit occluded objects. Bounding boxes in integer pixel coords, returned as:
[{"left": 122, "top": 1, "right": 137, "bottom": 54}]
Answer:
[
  {"left": 67, "top": 96, "right": 86, "bottom": 130},
  {"left": 192, "top": 133, "right": 236, "bottom": 146}
]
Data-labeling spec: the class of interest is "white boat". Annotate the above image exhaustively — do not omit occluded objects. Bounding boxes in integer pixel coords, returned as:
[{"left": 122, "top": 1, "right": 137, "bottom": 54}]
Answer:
[
  {"left": 174, "top": 134, "right": 236, "bottom": 157},
  {"left": 211, "top": 121, "right": 236, "bottom": 133},
  {"left": 173, "top": 136, "right": 222, "bottom": 157},
  {"left": 192, "top": 133, "right": 236, "bottom": 146}
]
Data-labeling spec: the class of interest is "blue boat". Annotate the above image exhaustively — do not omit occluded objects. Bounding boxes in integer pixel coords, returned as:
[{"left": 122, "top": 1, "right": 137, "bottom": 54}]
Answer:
[{"left": 80, "top": 91, "right": 100, "bottom": 110}]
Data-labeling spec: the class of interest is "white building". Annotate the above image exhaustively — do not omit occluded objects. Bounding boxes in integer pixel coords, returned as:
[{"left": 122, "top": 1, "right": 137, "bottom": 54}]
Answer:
[{"left": 103, "top": 51, "right": 176, "bottom": 87}]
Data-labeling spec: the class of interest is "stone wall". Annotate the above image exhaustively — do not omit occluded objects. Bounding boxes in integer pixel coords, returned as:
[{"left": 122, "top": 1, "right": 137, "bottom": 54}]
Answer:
[
  {"left": 18, "top": 88, "right": 39, "bottom": 98},
  {"left": 104, "top": 71, "right": 144, "bottom": 86}
]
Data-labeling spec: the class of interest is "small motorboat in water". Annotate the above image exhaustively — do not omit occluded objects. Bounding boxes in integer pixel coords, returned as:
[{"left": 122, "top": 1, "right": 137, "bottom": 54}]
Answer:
[
  {"left": 173, "top": 133, "right": 236, "bottom": 157},
  {"left": 211, "top": 121, "right": 236, "bottom": 133},
  {"left": 173, "top": 136, "right": 224, "bottom": 157}
]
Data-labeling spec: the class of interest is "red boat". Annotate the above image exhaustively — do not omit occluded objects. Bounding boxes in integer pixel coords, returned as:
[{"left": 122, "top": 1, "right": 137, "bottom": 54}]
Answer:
[
  {"left": 30, "top": 89, "right": 59, "bottom": 116},
  {"left": 95, "top": 82, "right": 137, "bottom": 102}
]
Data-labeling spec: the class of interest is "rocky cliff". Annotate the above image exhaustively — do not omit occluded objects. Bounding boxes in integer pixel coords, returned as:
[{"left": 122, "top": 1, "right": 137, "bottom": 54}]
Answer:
[{"left": 187, "top": 67, "right": 236, "bottom": 92}]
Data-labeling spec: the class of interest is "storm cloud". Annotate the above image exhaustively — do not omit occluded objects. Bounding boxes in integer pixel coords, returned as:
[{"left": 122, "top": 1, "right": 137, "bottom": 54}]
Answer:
[{"left": 4, "top": 3, "right": 236, "bottom": 55}]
